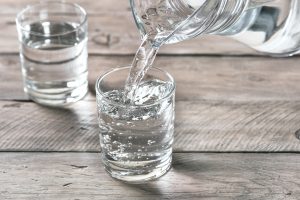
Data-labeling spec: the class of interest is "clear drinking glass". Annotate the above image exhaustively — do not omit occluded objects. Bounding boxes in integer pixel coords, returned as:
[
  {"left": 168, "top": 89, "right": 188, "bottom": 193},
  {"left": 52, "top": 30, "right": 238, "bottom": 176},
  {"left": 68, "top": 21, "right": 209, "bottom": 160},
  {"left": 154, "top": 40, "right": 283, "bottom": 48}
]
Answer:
[
  {"left": 16, "top": 2, "right": 88, "bottom": 106},
  {"left": 96, "top": 67, "right": 175, "bottom": 183}
]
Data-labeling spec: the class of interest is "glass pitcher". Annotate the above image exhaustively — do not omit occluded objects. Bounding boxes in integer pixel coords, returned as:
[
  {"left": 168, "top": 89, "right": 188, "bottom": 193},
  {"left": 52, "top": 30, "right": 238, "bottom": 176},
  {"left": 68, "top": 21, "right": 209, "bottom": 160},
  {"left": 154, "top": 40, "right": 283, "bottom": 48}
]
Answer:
[{"left": 130, "top": 0, "right": 300, "bottom": 56}]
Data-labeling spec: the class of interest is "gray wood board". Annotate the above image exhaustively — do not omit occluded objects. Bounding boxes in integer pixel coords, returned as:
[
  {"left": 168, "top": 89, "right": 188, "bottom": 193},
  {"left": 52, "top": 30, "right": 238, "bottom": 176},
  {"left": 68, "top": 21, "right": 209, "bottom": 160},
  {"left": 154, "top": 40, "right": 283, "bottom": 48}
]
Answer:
[
  {"left": 2, "top": 55, "right": 300, "bottom": 102},
  {"left": 0, "top": 100, "right": 300, "bottom": 152},
  {"left": 0, "top": 152, "right": 299, "bottom": 200}
]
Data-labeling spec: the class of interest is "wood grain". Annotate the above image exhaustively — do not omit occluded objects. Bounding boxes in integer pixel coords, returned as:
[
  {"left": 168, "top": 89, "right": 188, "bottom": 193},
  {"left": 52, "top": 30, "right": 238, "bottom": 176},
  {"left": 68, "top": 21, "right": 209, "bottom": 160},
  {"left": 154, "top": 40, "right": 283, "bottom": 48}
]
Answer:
[
  {"left": 0, "top": 152, "right": 299, "bottom": 200},
  {"left": 0, "top": 100, "right": 300, "bottom": 152},
  {"left": 88, "top": 55, "right": 300, "bottom": 102},
  {"left": 2, "top": 54, "right": 300, "bottom": 102},
  {"left": 0, "top": 0, "right": 255, "bottom": 55},
  {"left": 1, "top": 1, "right": 299, "bottom": 199}
]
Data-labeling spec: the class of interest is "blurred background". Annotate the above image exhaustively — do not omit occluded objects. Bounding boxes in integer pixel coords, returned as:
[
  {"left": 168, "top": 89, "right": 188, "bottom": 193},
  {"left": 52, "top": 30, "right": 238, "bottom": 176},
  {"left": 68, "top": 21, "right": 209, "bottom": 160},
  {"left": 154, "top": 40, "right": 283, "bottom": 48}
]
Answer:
[{"left": 2, "top": 0, "right": 257, "bottom": 56}]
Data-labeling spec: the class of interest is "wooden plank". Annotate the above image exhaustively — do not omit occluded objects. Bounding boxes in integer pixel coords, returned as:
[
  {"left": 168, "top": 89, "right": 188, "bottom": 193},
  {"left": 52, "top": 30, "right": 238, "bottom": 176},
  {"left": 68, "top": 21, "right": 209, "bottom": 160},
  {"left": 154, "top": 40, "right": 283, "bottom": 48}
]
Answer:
[
  {"left": 0, "top": 0, "right": 131, "bottom": 15},
  {"left": 0, "top": 152, "right": 299, "bottom": 199},
  {"left": 88, "top": 55, "right": 300, "bottom": 102},
  {"left": 0, "top": 0, "right": 255, "bottom": 55},
  {"left": 2, "top": 54, "right": 300, "bottom": 102},
  {"left": 1, "top": 100, "right": 300, "bottom": 152}
]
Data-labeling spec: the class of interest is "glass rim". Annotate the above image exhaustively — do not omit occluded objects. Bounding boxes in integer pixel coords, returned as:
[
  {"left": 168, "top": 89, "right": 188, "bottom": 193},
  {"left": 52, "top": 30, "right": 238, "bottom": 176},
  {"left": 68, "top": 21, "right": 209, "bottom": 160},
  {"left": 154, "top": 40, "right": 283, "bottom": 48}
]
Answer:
[
  {"left": 16, "top": 1, "right": 87, "bottom": 37},
  {"left": 96, "top": 66, "right": 176, "bottom": 109}
]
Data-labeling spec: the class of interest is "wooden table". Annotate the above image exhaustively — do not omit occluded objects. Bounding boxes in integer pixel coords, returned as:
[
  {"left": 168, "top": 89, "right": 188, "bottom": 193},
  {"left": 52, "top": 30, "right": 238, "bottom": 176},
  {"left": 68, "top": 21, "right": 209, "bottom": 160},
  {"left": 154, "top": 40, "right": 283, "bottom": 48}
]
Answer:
[{"left": 1, "top": 1, "right": 300, "bottom": 199}]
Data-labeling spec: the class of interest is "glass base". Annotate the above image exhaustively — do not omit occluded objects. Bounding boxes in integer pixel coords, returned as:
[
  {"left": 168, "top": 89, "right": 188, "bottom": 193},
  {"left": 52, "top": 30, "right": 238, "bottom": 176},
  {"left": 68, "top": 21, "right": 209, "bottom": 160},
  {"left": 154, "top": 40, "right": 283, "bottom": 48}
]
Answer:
[
  {"left": 104, "top": 155, "right": 172, "bottom": 184},
  {"left": 25, "top": 81, "right": 88, "bottom": 107}
]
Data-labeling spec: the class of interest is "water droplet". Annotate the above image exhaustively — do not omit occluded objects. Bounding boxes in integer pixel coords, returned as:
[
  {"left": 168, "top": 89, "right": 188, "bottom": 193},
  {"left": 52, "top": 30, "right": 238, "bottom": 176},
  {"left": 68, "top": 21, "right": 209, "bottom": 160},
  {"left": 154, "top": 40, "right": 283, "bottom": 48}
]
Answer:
[
  {"left": 128, "top": 136, "right": 133, "bottom": 140},
  {"left": 138, "top": 149, "right": 142, "bottom": 152}
]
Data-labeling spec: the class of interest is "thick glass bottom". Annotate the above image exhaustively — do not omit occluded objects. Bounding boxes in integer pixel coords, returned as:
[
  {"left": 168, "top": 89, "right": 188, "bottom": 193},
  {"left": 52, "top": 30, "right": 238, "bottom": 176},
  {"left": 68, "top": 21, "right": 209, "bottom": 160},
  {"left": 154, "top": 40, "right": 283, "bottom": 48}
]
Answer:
[
  {"left": 103, "top": 154, "right": 172, "bottom": 184},
  {"left": 25, "top": 80, "right": 88, "bottom": 107}
]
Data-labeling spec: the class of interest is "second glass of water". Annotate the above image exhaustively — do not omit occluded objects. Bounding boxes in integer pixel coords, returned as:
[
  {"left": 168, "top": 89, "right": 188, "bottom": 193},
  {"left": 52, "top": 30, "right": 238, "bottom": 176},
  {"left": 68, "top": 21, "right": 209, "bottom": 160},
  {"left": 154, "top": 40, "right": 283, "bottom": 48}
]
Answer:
[
  {"left": 16, "top": 2, "right": 88, "bottom": 106},
  {"left": 96, "top": 67, "right": 175, "bottom": 183}
]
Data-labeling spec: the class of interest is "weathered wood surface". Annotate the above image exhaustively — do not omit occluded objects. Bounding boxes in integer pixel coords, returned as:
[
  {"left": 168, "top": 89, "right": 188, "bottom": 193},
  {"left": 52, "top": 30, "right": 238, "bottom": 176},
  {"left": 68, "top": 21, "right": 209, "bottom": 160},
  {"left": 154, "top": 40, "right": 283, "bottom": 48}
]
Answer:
[
  {"left": 0, "top": 1, "right": 299, "bottom": 199},
  {"left": 2, "top": 55, "right": 300, "bottom": 102},
  {"left": 0, "top": 153, "right": 299, "bottom": 200},
  {"left": 0, "top": 0, "right": 256, "bottom": 55},
  {"left": 1, "top": 54, "right": 300, "bottom": 152},
  {"left": 1, "top": 100, "right": 300, "bottom": 152}
]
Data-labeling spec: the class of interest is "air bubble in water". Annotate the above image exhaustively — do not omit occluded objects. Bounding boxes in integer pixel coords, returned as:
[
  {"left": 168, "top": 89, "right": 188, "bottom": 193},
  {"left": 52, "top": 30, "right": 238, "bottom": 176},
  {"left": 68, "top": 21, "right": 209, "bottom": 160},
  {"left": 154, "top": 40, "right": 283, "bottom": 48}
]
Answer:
[
  {"left": 147, "top": 140, "right": 156, "bottom": 145},
  {"left": 103, "top": 135, "right": 111, "bottom": 143}
]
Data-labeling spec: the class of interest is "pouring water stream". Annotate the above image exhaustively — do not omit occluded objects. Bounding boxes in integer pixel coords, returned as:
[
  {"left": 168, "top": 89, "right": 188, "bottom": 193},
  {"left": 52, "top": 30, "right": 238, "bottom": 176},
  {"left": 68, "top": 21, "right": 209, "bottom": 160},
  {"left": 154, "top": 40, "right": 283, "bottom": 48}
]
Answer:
[{"left": 123, "top": 2, "right": 214, "bottom": 103}]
